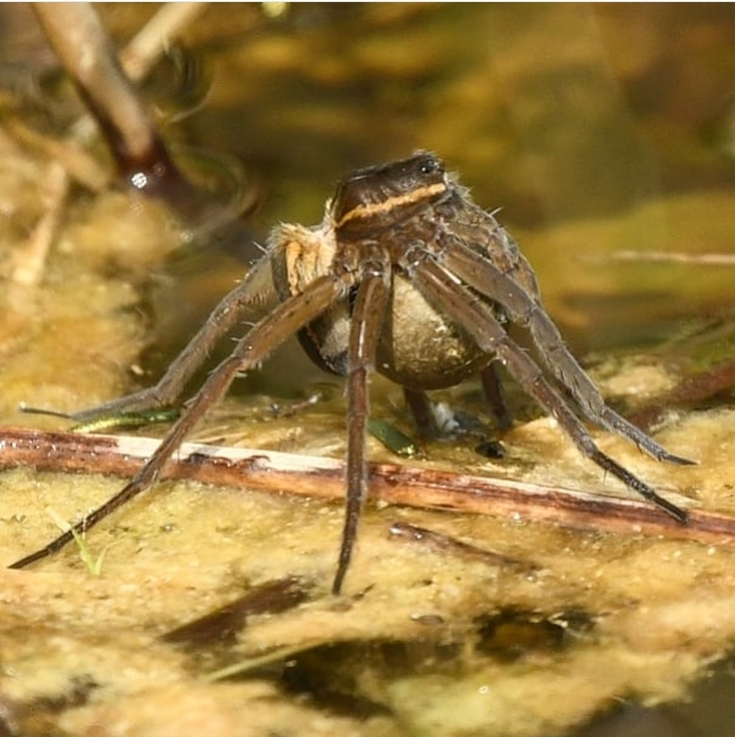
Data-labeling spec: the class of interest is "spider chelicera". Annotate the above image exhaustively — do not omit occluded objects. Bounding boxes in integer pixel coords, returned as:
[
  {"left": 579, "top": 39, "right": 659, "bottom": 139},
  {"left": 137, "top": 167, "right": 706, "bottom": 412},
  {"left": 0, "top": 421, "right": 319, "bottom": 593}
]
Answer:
[{"left": 11, "top": 152, "right": 692, "bottom": 593}]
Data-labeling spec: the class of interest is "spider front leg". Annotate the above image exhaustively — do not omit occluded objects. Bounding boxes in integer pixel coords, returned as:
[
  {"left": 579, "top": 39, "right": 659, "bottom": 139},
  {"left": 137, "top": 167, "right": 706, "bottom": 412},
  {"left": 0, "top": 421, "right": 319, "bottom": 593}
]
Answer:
[
  {"left": 413, "top": 256, "right": 688, "bottom": 523},
  {"left": 9, "top": 272, "right": 349, "bottom": 570},
  {"left": 334, "top": 263, "right": 390, "bottom": 595},
  {"left": 442, "top": 238, "right": 694, "bottom": 468},
  {"left": 70, "top": 257, "right": 274, "bottom": 423}
]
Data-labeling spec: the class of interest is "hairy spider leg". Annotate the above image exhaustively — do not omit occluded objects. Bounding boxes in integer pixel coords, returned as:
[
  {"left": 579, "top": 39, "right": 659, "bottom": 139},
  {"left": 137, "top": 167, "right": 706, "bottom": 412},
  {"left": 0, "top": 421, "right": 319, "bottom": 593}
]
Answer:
[
  {"left": 403, "top": 363, "right": 511, "bottom": 440},
  {"left": 441, "top": 237, "right": 695, "bottom": 468},
  {"left": 410, "top": 255, "right": 688, "bottom": 524},
  {"left": 480, "top": 363, "right": 513, "bottom": 431},
  {"left": 70, "top": 257, "right": 276, "bottom": 422},
  {"left": 402, "top": 388, "right": 439, "bottom": 437},
  {"left": 9, "top": 273, "right": 350, "bottom": 570},
  {"left": 335, "top": 262, "right": 391, "bottom": 594}
]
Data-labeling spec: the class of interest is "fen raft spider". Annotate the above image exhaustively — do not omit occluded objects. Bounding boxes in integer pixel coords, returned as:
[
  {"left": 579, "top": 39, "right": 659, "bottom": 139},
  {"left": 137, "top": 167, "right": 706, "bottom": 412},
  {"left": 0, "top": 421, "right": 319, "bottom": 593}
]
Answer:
[{"left": 11, "top": 152, "right": 692, "bottom": 593}]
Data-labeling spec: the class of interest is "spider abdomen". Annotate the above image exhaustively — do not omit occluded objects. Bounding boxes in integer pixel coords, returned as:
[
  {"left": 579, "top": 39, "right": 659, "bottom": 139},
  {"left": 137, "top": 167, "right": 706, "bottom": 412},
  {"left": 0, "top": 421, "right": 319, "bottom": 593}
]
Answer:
[{"left": 375, "top": 272, "right": 490, "bottom": 390}]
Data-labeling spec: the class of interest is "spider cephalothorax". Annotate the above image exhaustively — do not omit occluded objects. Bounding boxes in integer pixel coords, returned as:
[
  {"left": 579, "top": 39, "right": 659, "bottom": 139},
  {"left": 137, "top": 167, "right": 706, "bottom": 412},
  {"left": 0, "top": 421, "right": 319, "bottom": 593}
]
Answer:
[{"left": 11, "top": 152, "right": 691, "bottom": 593}]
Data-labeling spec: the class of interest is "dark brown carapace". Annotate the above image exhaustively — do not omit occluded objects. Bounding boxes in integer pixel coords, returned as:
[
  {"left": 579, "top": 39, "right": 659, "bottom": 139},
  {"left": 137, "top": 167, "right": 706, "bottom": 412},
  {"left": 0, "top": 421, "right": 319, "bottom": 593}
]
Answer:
[{"left": 11, "top": 152, "right": 692, "bottom": 593}]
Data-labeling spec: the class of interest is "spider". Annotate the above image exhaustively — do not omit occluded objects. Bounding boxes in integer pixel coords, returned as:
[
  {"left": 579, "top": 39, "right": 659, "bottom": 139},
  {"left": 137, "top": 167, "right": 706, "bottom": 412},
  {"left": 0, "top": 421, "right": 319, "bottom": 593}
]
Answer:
[{"left": 10, "top": 152, "right": 692, "bottom": 593}]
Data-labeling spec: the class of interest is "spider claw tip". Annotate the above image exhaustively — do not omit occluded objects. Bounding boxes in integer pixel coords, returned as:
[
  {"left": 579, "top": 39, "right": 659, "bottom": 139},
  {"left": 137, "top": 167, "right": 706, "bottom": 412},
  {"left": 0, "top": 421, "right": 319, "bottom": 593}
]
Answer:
[{"left": 666, "top": 453, "right": 698, "bottom": 467}]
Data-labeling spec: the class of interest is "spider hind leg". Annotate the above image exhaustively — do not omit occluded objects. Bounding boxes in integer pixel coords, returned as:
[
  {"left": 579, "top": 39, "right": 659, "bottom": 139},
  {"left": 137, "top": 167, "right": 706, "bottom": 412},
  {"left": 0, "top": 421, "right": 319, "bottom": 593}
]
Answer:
[{"left": 412, "top": 257, "right": 690, "bottom": 524}]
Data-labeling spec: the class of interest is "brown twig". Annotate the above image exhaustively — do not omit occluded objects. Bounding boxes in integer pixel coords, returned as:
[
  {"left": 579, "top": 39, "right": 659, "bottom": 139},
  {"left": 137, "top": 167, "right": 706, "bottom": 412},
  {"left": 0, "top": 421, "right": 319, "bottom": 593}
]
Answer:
[
  {"left": 161, "top": 576, "right": 309, "bottom": 647},
  {"left": 9, "top": 161, "right": 68, "bottom": 286},
  {"left": 0, "top": 426, "right": 733, "bottom": 546},
  {"left": 32, "top": 3, "right": 182, "bottom": 192},
  {"left": 629, "top": 358, "right": 735, "bottom": 431},
  {"left": 5, "top": 119, "right": 109, "bottom": 192},
  {"left": 119, "top": 3, "right": 209, "bottom": 84},
  {"left": 600, "top": 250, "right": 735, "bottom": 266},
  {"left": 33, "top": 4, "right": 157, "bottom": 162},
  {"left": 388, "top": 521, "right": 538, "bottom": 571}
]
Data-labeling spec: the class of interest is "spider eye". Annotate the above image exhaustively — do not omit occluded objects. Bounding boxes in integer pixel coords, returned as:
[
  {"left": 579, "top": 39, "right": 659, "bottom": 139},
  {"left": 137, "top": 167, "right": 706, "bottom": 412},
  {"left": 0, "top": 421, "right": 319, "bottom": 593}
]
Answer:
[{"left": 419, "top": 156, "right": 442, "bottom": 176}]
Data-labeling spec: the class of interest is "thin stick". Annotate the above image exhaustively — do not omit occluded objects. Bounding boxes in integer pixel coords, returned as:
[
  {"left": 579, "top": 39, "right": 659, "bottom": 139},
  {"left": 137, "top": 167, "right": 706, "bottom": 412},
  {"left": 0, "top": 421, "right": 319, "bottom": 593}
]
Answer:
[
  {"left": 6, "top": 120, "right": 108, "bottom": 192},
  {"left": 120, "top": 3, "right": 209, "bottom": 84},
  {"left": 0, "top": 426, "right": 731, "bottom": 550},
  {"left": 33, "top": 4, "right": 159, "bottom": 166},
  {"left": 9, "top": 161, "right": 68, "bottom": 286},
  {"left": 599, "top": 250, "right": 735, "bottom": 266},
  {"left": 32, "top": 2, "right": 181, "bottom": 190}
]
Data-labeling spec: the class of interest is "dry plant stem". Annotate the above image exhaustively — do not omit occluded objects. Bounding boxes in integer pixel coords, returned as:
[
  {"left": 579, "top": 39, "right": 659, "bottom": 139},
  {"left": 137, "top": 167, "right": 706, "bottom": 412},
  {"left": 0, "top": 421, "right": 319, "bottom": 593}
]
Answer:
[
  {"left": 389, "top": 522, "right": 536, "bottom": 571},
  {"left": 32, "top": 2, "right": 179, "bottom": 185},
  {"left": 6, "top": 5, "right": 204, "bottom": 285},
  {"left": 29, "top": 3, "right": 203, "bottom": 176},
  {"left": 120, "top": 3, "right": 209, "bottom": 83},
  {"left": 9, "top": 161, "right": 68, "bottom": 286},
  {"left": 1, "top": 426, "right": 733, "bottom": 549},
  {"left": 33, "top": 3, "right": 154, "bottom": 160},
  {"left": 162, "top": 576, "right": 308, "bottom": 646},
  {"left": 630, "top": 358, "right": 735, "bottom": 431},
  {"left": 5, "top": 120, "right": 108, "bottom": 192},
  {"left": 605, "top": 250, "right": 735, "bottom": 266}
]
